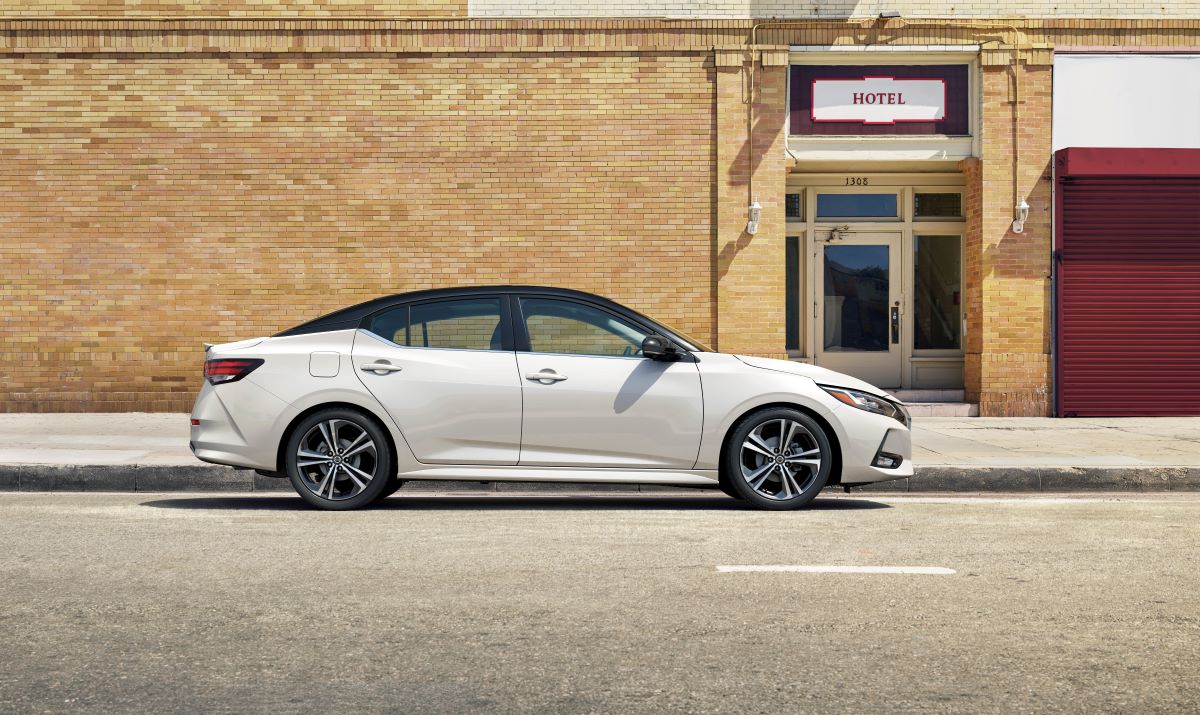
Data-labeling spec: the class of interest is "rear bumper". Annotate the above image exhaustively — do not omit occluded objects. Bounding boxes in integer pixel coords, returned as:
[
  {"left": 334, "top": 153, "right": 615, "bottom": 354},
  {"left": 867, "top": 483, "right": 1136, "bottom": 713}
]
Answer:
[{"left": 189, "top": 379, "right": 296, "bottom": 472}]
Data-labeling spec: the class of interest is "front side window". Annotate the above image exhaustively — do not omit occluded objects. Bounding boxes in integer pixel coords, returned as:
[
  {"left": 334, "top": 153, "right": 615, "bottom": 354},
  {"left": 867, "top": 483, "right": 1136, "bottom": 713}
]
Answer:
[
  {"left": 366, "top": 298, "right": 503, "bottom": 351},
  {"left": 521, "top": 298, "right": 647, "bottom": 357}
]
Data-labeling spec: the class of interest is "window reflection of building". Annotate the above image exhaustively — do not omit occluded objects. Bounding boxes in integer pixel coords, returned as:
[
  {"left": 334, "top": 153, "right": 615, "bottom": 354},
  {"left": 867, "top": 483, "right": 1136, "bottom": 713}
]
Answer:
[{"left": 824, "top": 252, "right": 889, "bottom": 352}]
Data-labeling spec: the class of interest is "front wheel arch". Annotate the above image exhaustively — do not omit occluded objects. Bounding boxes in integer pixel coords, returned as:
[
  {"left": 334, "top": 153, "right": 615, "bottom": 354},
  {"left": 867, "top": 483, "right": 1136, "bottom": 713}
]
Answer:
[
  {"left": 717, "top": 402, "right": 842, "bottom": 489},
  {"left": 275, "top": 401, "right": 398, "bottom": 482}
]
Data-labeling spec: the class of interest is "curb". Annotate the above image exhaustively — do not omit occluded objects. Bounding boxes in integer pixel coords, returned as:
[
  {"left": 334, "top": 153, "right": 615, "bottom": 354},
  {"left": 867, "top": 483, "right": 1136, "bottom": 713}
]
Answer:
[{"left": 1, "top": 463, "right": 1198, "bottom": 493}]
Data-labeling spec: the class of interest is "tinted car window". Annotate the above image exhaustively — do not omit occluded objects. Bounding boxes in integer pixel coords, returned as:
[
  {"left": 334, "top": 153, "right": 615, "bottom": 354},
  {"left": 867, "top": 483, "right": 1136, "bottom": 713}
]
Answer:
[
  {"left": 367, "top": 298, "right": 503, "bottom": 351},
  {"left": 521, "top": 298, "right": 647, "bottom": 357}
]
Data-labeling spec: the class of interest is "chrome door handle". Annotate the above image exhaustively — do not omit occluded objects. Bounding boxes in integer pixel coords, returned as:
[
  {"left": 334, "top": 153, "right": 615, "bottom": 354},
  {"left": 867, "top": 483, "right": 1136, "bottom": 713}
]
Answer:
[
  {"left": 360, "top": 363, "right": 403, "bottom": 374},
  {"left": 525, "top": 370, "right": 567, "bottom": 383}
]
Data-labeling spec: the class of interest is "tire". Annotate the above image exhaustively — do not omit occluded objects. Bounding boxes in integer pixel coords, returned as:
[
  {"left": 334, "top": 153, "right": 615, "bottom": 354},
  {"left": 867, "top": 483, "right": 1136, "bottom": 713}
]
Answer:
[
  {"left": 285, "top": 408, "right": 394, "bottom": 511},
  {"left": 718, "top": 481, "right": 742, "bottom": 500},
  {"left": 377, "top": 478, "right": 406, "bottom": 500},
  {"left": 722, "top": 407, "right": 832, "bottom": 511}
]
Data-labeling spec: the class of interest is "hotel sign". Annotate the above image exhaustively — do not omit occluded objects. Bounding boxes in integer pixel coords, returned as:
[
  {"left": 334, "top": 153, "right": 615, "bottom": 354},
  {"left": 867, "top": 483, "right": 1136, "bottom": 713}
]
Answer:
[
  {"left": 790, "top": 65, "right": 969, "bottom": 136},
  {"left": 811, "top": 76, "right": 946, "bottom": 125}
]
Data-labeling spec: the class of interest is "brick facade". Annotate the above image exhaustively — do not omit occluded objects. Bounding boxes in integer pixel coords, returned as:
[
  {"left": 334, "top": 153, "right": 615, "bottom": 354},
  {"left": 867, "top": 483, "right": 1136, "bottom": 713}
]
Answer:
[
  {"left": 0, "top": 50, "right": 713, "bottom": 411},
  {"left": 468, "top": 0, "right": 1200, "bottom": 19},
  {"left": 1, "top": 15, "right": 1198, "bottom": 414}
]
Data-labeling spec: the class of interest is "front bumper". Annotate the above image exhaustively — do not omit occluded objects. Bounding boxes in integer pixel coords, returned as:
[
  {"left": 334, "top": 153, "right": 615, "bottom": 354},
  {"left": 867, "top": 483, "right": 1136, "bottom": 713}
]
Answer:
[{"left": 832, "top": 406, "right": 913, "bottom": 485}]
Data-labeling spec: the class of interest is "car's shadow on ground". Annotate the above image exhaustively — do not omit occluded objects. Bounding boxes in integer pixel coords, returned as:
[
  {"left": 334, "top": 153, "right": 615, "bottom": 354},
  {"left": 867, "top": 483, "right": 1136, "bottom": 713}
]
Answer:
[{"left": 140, "top": 493, "right": 892, "bottom": 511}]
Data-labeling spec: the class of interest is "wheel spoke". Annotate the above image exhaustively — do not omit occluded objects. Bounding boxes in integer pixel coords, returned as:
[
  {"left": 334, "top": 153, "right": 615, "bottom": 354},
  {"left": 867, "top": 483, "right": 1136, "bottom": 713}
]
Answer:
[
  {"left": 314, "top": 470, "right": 332, "bottom": 498},
  {"left": 781, "top": 420, "right": 799, "bottom": 452},
  {"left": 298, "top": 450, "right": 328, "bottom": 461},
  {"left": 751, "top": 465, "right": 776, "bottom": 491},
  {"left": 787, "top": 458, "right": 822, "bottom": 470},
  {"left": 298, "top": 457, "right": 328, "bottom": 468},
  {"left": 780, "top": 465, "right": 803, "bottom": 498},
  {"left": 325, "top": 465, "right": 339, "bottom": 498},
  {"left": 742, "top": 434, "right": 774, "bottom": 459},
  {"left": 316, "top": 420, "right": 338, "bottom": 453},
  {"left": 743, "top": 462, "right": 773, "bottom": 488},
  {"left": 747, "top": 430, "right": 773, "bottom": 453},
  {"left": 342, "top": 438, "right": 375, "bottom": 459},
  {"left": 343, "top": 462, "right": 374, "bottom": 486},
  {"left": 340, "top": 430, "right": 368, "bottom": 456}
]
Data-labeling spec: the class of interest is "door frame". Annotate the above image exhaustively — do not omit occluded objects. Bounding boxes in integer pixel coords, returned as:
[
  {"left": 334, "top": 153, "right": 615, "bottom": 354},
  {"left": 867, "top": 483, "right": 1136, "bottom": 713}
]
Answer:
[{"left": 785, "top": 173, "right": 968, "bottom": 390}]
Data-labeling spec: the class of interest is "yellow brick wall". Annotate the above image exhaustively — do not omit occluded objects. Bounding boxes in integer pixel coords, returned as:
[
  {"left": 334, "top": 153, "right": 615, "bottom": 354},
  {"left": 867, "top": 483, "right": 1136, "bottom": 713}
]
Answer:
[
  {"left": 0, "top": 51, "right": 714, "bottom": 411},
  {"left": 0, "top": 1, "right": 465, "bottom": 16},
  {"left": 969, "top": 63, "right": 1054, "bottom": 416},
  {"left": 715, "top": 58, "right": 789, "bottom": 358}
]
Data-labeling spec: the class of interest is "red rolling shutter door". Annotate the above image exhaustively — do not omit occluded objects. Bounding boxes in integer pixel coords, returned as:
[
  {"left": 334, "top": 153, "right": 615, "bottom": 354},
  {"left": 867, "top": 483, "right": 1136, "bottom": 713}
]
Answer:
[{"left": 1057, "top": 169, "right": 1200, "bottom": 416}]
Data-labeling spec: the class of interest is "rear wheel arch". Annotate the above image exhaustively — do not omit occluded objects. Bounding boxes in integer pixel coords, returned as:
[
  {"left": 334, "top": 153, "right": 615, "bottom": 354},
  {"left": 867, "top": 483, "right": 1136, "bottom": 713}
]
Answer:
[
  {"left": 718, "top": 402, "right": 843, "bottom": 488},
  {"left": 275, "top": 401, "right": 398, "bottom": 479}
]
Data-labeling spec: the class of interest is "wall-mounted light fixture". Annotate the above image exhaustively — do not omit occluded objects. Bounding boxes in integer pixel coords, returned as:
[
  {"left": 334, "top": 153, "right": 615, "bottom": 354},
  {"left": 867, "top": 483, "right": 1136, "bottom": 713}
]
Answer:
[
  {"left": 1012, "top": 199, "right": 1030, "bottom": 234},
  {"left": 878, "top": 10, "right": 902, "bottom": 18},
  {"left": 746, "top": 200, "right": 763, "bottom": 235}
]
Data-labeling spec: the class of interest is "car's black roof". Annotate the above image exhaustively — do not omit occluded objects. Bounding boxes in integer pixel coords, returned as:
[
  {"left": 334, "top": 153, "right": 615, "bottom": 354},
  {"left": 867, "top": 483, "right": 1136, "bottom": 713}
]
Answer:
[{"left": 274, "top": 285, "right": 707, "bottom": 351}]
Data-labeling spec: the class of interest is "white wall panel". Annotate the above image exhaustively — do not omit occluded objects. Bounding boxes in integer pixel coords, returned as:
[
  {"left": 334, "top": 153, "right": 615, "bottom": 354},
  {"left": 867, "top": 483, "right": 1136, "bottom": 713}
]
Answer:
[{"left": 1053, "top": 55, "right": 1200, "bottom": 151}]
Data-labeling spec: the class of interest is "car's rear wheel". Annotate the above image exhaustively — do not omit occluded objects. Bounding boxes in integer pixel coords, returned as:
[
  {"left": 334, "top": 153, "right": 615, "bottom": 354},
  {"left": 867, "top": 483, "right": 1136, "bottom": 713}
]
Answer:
[
  {"left": 285, "top": 408, "right": 392, "bottom": 510},
  {"left": 722, "top": 407, "right": 831, "bottom": 510}
]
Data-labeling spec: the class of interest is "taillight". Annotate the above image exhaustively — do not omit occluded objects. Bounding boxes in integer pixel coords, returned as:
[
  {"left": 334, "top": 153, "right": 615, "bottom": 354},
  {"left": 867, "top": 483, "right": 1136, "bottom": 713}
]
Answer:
[{"left": 204, "top": 358, "right": 264, "bottom": 385}]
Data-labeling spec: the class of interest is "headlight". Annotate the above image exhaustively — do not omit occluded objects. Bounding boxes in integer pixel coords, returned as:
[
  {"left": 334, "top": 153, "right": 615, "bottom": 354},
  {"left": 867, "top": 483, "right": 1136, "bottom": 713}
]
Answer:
[{"left": 820, "top": 385, "right": 910, "bottom": 427}]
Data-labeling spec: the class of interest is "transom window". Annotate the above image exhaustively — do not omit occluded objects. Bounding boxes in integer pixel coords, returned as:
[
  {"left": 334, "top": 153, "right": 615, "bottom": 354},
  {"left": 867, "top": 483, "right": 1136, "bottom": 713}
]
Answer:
[
  {"left": 914, "top": 192, "right": 963, "bottom": 219},
  {"left": 521, "top": 298, "right": 647, "bottom": 357},
  {"left": 816, "top": 193, "right": 899, "bottom": 220}
]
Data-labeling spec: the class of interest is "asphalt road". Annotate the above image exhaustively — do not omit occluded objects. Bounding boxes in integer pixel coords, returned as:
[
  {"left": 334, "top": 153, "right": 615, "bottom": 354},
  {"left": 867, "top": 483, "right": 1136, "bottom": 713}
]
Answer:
[{"left": 2, "top": 492, "right": 1198, "bottom": 714}]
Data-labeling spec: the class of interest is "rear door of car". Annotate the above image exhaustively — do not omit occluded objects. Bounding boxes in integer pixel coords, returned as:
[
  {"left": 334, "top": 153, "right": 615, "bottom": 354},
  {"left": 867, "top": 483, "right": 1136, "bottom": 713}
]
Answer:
[
  {"left": 353, "top": 295, "right": 522, "bottom": 465},
  {"left": 513, "top": 294, "right": 703, "bottom": 468}
]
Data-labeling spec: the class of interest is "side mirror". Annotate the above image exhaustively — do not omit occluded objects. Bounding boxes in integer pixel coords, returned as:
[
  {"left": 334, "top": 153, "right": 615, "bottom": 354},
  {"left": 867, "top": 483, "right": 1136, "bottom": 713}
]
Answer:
[{"left": 641, "top": 335, "right": 679, "bottom": 361}]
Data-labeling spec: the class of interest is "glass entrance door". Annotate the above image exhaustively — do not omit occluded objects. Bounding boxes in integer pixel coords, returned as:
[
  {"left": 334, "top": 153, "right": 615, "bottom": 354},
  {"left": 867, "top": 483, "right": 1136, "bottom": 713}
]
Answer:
[{"left": 816, "top": 231, "right": 903, "bottom": 388}]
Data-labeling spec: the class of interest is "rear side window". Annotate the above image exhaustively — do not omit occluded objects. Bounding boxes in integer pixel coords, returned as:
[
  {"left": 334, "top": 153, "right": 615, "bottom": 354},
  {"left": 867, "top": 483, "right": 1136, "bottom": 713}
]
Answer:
[{"left": 366, "top": 298, "right": 504, "bottom": 351}]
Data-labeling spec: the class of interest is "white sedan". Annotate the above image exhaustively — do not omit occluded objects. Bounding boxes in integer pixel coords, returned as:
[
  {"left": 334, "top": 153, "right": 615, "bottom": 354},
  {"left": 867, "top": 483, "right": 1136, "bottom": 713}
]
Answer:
[{"left": 190, "top": 286, "right": 911, "bottom": 510}]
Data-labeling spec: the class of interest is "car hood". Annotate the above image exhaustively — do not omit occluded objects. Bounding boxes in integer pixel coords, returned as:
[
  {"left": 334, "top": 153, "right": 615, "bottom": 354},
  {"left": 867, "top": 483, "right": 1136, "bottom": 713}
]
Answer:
[{"left": 733, "top": 355, "right": 898, "bottom": 401}]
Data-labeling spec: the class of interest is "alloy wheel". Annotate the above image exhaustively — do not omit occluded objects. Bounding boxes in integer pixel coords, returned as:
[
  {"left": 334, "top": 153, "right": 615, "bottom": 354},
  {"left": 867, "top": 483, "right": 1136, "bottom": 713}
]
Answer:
[
  {"left": 295, "top": 418, "right": 379, "bottom": 501},
  {"left": 738, "top": 418, "right": 823, "bottom": 501}
]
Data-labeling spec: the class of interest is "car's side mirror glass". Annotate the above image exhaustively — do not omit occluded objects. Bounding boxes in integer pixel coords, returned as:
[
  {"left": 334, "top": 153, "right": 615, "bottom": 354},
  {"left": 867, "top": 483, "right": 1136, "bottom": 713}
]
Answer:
[{"left": 641, "top": 335, "right": 678, "bottom": 361}]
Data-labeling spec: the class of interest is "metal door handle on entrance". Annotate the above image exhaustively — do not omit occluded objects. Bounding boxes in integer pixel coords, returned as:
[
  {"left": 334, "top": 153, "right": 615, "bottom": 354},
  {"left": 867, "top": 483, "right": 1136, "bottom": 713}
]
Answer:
[
  {"left": 360, "top": 363, "right": 403, "bottom": 374},
  {"left": 526, "top": 371, "right": 567, "bottom": 383}
]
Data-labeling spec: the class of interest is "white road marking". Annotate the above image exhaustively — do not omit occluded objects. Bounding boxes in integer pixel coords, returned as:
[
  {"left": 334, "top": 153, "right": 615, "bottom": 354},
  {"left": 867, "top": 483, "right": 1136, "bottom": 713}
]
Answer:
[{"left": 716, "top": 565, "right": 956, "bottom": 575}]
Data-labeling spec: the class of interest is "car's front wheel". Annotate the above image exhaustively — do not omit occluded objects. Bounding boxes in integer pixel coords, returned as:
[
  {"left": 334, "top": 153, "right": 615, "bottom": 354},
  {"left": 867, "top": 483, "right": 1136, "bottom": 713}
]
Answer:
[
  {"left": 722, "top": 407, "right": 832, "bottom": 510},
  {"left": 285, "top": 408, "right": 393, "bottom": 510}
]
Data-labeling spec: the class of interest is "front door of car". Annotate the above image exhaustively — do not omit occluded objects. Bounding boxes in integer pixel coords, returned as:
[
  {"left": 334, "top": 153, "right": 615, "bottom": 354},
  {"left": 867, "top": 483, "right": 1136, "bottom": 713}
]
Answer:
[
  {"left": 514, "top": 296, "right": 703, "bottom": 469},
  {"left": 352, "top": 296, "right": 522, "bottom": 465}
]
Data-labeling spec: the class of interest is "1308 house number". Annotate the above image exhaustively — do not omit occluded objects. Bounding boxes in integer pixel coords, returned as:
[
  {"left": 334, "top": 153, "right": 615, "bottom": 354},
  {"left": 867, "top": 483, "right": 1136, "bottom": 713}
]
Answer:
[{"left": 844, "top": 177, "right": 869, "bottom": 186}]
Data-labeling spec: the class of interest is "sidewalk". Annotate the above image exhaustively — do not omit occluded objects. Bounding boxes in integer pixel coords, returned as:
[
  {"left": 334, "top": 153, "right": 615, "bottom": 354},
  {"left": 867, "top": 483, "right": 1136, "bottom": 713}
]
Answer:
[{"left": 1, "top": 413, "right": 1199, "bottom": 493}]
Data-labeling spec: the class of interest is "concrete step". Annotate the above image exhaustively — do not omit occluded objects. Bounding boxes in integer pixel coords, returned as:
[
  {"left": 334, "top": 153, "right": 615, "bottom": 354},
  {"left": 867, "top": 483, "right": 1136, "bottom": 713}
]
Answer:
[
  {"left": 892, "top": 389, "right": 965, "bottom": 402},
  {"left": 906, "top": 402, "right": 980, "bottom": 418}
]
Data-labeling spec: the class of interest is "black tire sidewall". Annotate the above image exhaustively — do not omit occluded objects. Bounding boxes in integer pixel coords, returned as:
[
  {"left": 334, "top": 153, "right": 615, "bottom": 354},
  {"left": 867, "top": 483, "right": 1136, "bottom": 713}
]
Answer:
[
  {"left": 723, "top": 408, "right": 832, "bottom": 511},
  {"left": 285, "top": 408, "right": 393, "bottom": 510}
]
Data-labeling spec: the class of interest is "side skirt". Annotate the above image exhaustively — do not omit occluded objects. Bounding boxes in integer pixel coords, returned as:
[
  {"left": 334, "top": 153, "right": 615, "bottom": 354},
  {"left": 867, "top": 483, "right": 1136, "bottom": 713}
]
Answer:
[{"left": 396, "top": 466, "right": 720, "bottom": 487}]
